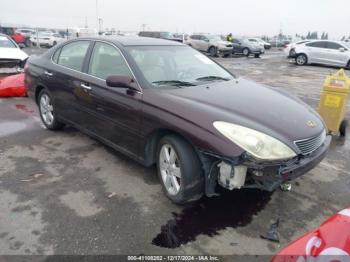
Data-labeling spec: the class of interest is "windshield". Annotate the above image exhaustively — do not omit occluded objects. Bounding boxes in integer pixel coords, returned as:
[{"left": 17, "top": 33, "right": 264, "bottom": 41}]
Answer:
[
  {"left": 0, "top": 36, "right": 16, "bottom": 48},
  {"left": 127, "top": 46, "right": 234, "bottom": 87}
]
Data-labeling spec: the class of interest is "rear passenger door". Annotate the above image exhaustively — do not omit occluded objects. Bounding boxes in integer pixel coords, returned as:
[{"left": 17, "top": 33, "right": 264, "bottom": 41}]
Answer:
[
  {"left": 48, "top": 40, "right": 92, "bottom": 125},
  {"left": 305, "top": 41, "right": 327, "bottom": 64},
  {"left": 80, "top": 41, "right": 142, "bottom": 157}
]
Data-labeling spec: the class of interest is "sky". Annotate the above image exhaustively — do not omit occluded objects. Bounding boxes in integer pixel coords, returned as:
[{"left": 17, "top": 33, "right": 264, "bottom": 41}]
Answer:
[{"left": 0, "top": 0, "right": 348, "bottom": 39}]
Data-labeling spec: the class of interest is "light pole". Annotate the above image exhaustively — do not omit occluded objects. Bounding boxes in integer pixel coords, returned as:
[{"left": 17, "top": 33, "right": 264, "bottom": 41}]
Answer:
[{"left": 95, "top": 0, "right": 99, "bottom": 34}]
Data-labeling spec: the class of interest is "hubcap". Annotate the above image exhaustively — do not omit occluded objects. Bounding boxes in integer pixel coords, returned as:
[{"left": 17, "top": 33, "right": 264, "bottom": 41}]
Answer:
[
  {"left": 159, "top": 144, "right": 181, "bottom": 195},
  {"left": 297, "top": 55, "right": 305, "bottom": 65},
  {"left": 243, "top": 49, "right": 248, "bottom": 55},
  {"left": 40, "top": 94, "right": 54, "bottom": 125}
]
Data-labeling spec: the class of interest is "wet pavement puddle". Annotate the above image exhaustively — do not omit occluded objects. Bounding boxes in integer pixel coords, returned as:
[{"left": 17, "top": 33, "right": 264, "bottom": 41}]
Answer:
[
  {"left": 152, "top": 189, "right": 272, "bottom": 248},
  {"left": 15, "top": 104, "right": 34, "bottom": 113}
]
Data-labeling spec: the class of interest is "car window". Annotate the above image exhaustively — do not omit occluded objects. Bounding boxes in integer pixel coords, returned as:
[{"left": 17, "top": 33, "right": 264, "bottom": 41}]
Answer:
[
  {"left": 306, "top": 41, "right": 327, "bottom": 48},
  {"left": 0, "top": 35, "right": 17, "bottom": 48},
  {"left": 52, "top": 48, "right": 61, "bottom": 63},
  {"left": 127, "top": 45, "right": 234, "bottom": 86},
  {"left": 88, "top": 42, "right": 132, "bottom": 80},
  {"left": 57, "top": 41, "right": 90, "bottom": 71},
  {"left": 190, "top": 35, "right": 198, "bottom": 40},
  {"left": 326, "top": 42, "right": 343, "bottom": 50}
]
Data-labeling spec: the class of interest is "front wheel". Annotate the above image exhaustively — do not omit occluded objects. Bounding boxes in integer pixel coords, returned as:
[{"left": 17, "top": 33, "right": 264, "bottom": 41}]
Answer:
[
  {"left": 243, "top": 48, "right": 250, "bottom": 56},
  {"left": 157, "top": 135, "right": 204, "bottom": 204},
  {"left": 38, "top": 89, "right": 64, "bottom": 130},
  {"left": 296, "top": 54, "right": 307, "bottom": 65}
]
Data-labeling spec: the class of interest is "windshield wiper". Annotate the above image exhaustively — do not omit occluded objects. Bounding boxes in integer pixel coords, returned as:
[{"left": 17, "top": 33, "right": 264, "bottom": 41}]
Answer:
[
  {"left": 196, "top": 76, "right": 230, "bottom": 82},
  {"left": 152, "top": 80, "right": 196, "bottom": 87}
]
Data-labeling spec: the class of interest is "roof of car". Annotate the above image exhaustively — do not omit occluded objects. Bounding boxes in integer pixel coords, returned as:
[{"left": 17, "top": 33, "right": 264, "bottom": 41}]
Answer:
[{"left": 82, "top": 36, "right": 184, "bottom": 46}]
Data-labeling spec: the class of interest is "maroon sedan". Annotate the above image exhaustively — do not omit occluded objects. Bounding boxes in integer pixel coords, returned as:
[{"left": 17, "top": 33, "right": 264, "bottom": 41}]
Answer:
[{"left": 25, "top": 37, "right": 331, "bottom": 204}]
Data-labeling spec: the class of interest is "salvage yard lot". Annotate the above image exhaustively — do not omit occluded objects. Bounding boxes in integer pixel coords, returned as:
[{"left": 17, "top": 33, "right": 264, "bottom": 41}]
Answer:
[{"left": 0, "top": 49, "right": 349, "bottom": 256}]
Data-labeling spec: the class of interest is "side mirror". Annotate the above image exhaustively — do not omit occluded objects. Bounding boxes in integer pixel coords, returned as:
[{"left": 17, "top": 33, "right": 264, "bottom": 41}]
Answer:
[
  {"left": 339, "top": 47, "right": 345, "bottom": 52},
  {"left": 106, "top": 75, "right": 138, "bottom": 91}
]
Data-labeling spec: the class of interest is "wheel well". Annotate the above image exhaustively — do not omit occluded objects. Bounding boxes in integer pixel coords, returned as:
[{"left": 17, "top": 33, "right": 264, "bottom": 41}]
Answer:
[
  {"left": 35, "top": 85, "right": 45, "bottom": 104},
  {"left": 143, "top": 129, "right": 195, "bottom": 167}
]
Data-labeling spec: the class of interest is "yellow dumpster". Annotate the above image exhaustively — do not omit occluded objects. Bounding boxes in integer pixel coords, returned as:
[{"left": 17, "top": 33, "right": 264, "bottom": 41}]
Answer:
[{"left": 318, "top": 69, "right": 349, "bottom": 136}]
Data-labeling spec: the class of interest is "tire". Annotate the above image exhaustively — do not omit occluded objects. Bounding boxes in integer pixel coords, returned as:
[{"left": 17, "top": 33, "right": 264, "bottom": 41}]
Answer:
[
  {"left": 38, "top": 89, "right": 64, "bottom": 130},
  {"left": 254, "top": 54, "right": 260, "bottom": 58},
  {"left": 52, "top": 41, "right": 57, "bottom": 46},
  {"left": 209, "top": 46, "right": 218, "bottom": 57},
  {"left": 243, "top": 48, "right": 250, "bottom": 56},
  {"left": 157, "top": 135, "right": 204, "bottom": 204},
  {"left": 296, "top": 54, "right": 307, "bottom": 65},
  {"left": 346, "top": 60, "right": 350, "bottom": 70},
  {"left": 339, "top": 119, "right": 348, "bottom": 137}
]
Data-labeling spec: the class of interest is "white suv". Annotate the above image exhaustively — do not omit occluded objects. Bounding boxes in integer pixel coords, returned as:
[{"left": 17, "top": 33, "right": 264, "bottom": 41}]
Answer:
[{"left": 293, "top": 40, "right": 350, "bottom": 68}]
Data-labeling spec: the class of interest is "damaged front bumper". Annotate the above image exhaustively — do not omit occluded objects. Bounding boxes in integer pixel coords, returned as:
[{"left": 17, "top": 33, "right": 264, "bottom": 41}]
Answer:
[{"left": 200, "top": 135, "right": 331, "bottom": 196}]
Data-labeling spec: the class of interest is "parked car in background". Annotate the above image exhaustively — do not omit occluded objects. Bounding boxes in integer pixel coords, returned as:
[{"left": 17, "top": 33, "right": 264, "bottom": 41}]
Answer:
[
  {"left": 248, "top": 38, "right": 271, "bottom": 49},
  {"left": 138, "top": 31, "right": 181, "bottom": 42},
  {"left": 284, "top": 40, "right": 310, "bottom": 57},
  {"left": 0, "top": 33, "right": 28, "bottom": 69},
  {"left": 16, "top": 28, "right": 36, "bottom": 38},
  {"left": 232, "top": 38, "right": 264, "bottom": 57},
  {"left": 185, "top": 34, "right": 233, "bottom": 57},
  {"left": 25, "top": 37, "right": 330, "bottom": 204},
  {"left": 292, "top": 40, "right": 350, "bottom": 68},
  {"left": 0, "top": 26, "right": 31, "bottom": 47},
  {"left": 30, "top": 32, "right": 64, "bottom": 47}
]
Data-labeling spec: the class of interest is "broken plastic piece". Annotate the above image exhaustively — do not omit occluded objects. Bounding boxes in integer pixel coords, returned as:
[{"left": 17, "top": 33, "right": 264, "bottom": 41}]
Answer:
[
  {"left": 260, "top": 218, "right": 280, "bottom": 243},
  {"left": 280, "top": 182, "right": 292, "bottom": 191}
]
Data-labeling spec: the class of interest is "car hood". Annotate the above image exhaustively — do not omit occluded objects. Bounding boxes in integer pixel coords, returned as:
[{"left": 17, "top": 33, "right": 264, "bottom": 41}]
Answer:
[
  {"left": 0, "top": 48, "right": 28, "bottom": 61},
  {"left": 146, "top": 78, "right": 325, "bottom": 150}
]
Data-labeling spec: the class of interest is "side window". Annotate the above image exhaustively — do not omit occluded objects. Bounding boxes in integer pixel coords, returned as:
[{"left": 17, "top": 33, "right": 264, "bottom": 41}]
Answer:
[
  {"left": 326, "top": 42, "right": 343, "bottom": 50},
  {"left": 57, "top": 41, "right": 90, "bottom": 71},
  {"left": 306, "top": 41, "right": 327, "bottom": 48},
  {"left": 88, "top": 42, "right": 132, "bottom": 80}
]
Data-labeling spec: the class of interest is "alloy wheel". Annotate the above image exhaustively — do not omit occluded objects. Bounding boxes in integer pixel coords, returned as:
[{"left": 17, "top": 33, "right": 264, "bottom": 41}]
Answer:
[
  {"left": 296, "top": 55, "right": 306, "bottom": 65},
  {"left": 40, "top": 94, "right": 54, "bottom": 125},
  {"left": 159, "top": 143, "right": 181, "bottom": 195}
]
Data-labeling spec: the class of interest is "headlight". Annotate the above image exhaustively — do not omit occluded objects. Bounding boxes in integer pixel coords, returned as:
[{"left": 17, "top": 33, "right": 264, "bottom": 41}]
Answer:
[{"left": 213, "top": 121, "right": 297, "bottom": 161}]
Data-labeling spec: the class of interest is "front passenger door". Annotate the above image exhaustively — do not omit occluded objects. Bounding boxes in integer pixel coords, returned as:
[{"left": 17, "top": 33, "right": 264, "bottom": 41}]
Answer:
[{"left": 79, "top": 41, "right": 142, "bottom": 157}]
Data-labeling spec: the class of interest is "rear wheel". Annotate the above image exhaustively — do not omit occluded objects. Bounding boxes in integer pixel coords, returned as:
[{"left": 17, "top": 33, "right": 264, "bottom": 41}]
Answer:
[
  {"left": 157, "top": 135, "right": 204, "bottom": 204},
  {"left": 339, "top": 120, "right": 348, "bottom": 137},
  {"left": 243, "top": 48, "right": 250, "bottom": 56},
  {"left": 38, "top": 89, "right": 64, "bottom": 130},
  {"left": 24, "top": 38, "right": 31, "bottom": 47},
  {"left": 254, "top": 54, "right": 260, "bottom": 58},
  {"left": 209, "top": 46, "right": 218, "bottom": 57},
  {"left": 296, "top": 54, "right": 307, "bottom": 65}
]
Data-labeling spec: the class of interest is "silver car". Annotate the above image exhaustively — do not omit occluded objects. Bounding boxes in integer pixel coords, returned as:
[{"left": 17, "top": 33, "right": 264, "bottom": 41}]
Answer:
[
  {"left": 185, "top": 34, "right": 233, "bottom": 57},
  {"left": 293, "top": 40, "right": 350, "bottom": 68}
]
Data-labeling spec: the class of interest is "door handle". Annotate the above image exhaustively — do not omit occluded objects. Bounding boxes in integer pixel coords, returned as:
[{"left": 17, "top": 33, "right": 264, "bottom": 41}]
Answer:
[
  {"left": 44, "top": 71, "right": 53, "bottom": 76},
  {"left": 81, "top": 83, "right": 91, "bottom": 90}
]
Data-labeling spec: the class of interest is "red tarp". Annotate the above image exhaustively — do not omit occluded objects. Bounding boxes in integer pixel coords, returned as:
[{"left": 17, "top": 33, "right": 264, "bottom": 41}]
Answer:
[
  {"left": 0, "top": 73, "right": 26, "bottom": 97},
  {"left": 272, "top": 207, "right": 350, "bottom": 261}
]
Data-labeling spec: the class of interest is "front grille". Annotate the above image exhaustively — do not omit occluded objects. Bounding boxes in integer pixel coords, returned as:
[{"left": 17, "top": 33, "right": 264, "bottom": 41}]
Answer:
[{"left": 294, "top": 130, "right": 326, "bottom": 155}]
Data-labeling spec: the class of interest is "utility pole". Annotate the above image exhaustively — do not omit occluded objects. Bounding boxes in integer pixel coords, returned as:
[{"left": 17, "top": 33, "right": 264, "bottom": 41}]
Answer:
[
  {"left": 141, "top": 24, "right": 146, "bottom": 32},
  {"left": 95, "top": 0, "right": 99, "bottom": 34}
]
